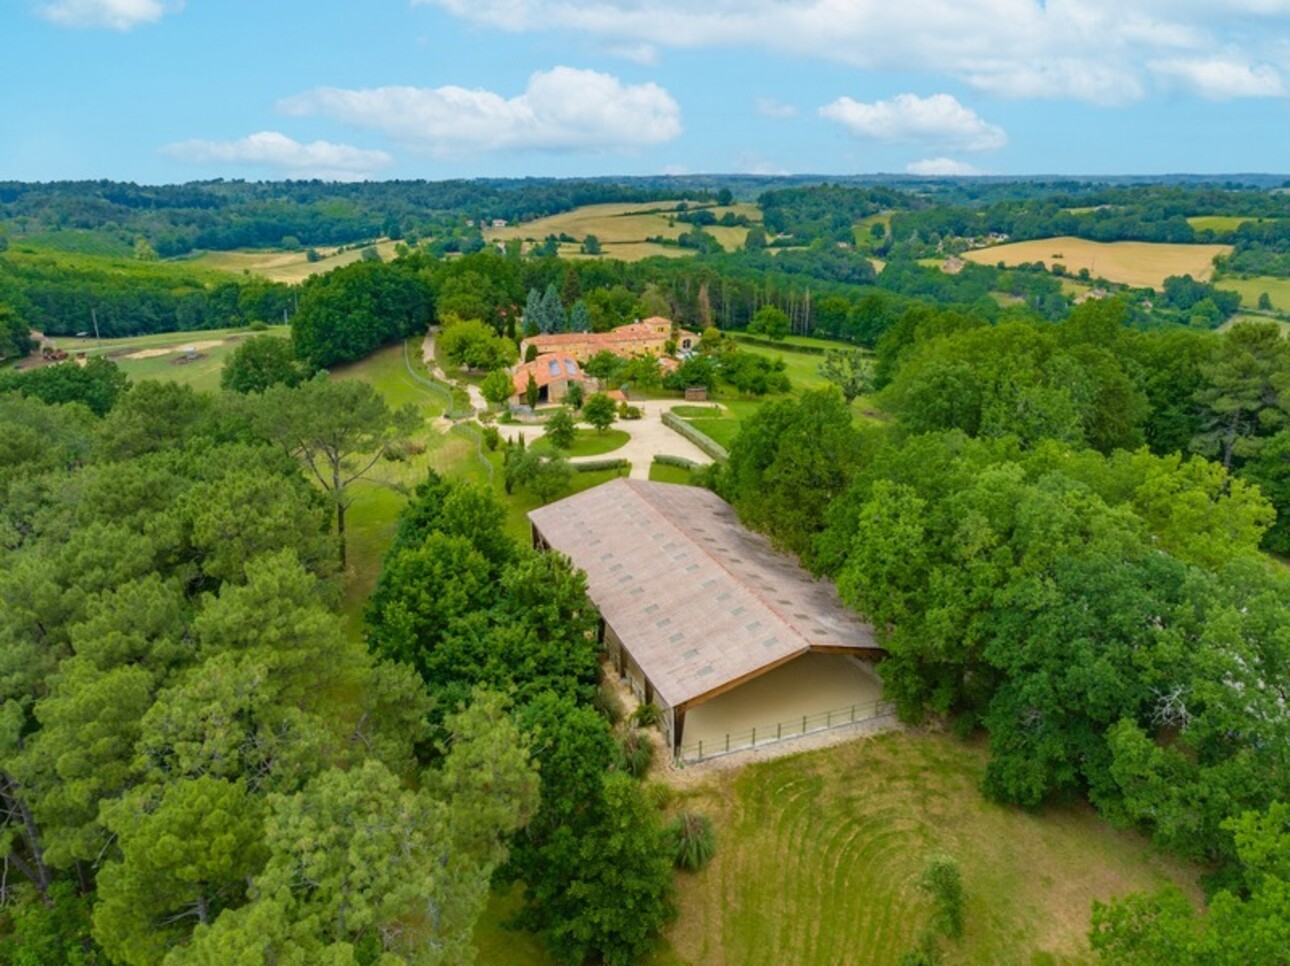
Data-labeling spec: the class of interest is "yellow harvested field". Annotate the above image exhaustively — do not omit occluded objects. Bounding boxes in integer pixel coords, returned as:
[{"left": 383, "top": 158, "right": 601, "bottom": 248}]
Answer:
[
  {"left": 486, "top": 200, "right": 756, "bottom": 258},
  {"left": 962, "top": 236, "right": 1232, "bottom": 289},
  {"left": 188, "top": 240, "right": 403, "bottom": 283}
]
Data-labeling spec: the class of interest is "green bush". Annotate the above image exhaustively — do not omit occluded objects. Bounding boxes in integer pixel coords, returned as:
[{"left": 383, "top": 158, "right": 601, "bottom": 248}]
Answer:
[
  {"left": 919, "top": 855, "right": 964, "bottom": 939},
  {"left": 593, "top": 681, "right": 625, "bottom": 725},
  {"left": 667, "top": 812, "right": 717, "bottom": 871},
  {"left": 572, "top": 458, "right": 630, "bottom": 473},
  {"left": 616, "top": 727, "right": 655, "bottom": 778},
  {"left": 481, "top": 426, "right": 501, "bottom": 451},
  {"left": 632, "top": 702, "right": 663, "bottom": 728}
]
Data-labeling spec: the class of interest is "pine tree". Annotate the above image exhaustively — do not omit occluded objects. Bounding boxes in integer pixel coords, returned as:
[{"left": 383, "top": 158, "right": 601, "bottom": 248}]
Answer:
[
  {"left": 569, "top": 301, "right": 592, "bottom": 333},
  {"left": 540, "top": 284, "right": 566, "bottom": 334}
]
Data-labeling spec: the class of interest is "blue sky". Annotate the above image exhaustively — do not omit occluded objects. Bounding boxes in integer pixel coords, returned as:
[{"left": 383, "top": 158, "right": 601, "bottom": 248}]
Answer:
[{"left": 3, "top": 0, "right": 1290, "bottom": 182}]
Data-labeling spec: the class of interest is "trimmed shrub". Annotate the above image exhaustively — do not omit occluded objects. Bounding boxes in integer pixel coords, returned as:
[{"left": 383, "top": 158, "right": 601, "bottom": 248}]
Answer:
[{"left": 667, "top": 812, "right": 717, "bottom": 871}]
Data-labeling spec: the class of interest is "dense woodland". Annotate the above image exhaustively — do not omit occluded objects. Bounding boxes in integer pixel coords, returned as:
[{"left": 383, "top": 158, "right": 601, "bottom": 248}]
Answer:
[{"left": 4, "top": 177, "right": 1290, "bottom": 963}]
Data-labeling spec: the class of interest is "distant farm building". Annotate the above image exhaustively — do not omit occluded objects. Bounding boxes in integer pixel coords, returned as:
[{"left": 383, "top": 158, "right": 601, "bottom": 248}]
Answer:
[
  {"left": 520, "top": 317, "right": 698, "bottom": 364},
  {"left": 510, "top": 352, "right": 591, "bottom": 405},
  {"left": 529, "top": 480, "right": 889, "bottom": 761}
]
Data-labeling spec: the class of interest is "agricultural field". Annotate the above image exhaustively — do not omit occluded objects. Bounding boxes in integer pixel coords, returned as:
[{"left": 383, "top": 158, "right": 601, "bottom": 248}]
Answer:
[
  {"left": 1213, "top": 274, "right": 1290, "bottom": 313},
  {"left": 962, "top": 236, "right": 1231, "bottom": 289},
  {"left": 485, "top": 201, "right": 758, "bottom": 260},
  {"left": 1186, "top": 215, "right": 1275, "bottom": 233},
  {"left": 476, "top": 731, "right": 1200, "bottom": 965},
  {"left": 186, "top": 239, "right": 403, "bottom": 283}
]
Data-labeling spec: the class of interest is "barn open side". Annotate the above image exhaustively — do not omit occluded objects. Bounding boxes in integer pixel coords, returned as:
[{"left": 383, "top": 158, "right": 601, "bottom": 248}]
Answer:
[{"left": 528, "top": 479, "right": 888, "bottom": 761}]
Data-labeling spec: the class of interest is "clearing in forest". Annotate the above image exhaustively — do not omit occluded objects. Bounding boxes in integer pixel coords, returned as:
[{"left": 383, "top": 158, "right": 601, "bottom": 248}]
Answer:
[
  {"left": 485, "top": 201, "right": 757, "bottom": 260},
  {"left": 962, "top": 236, "right": 1231, "bottom": 289}
]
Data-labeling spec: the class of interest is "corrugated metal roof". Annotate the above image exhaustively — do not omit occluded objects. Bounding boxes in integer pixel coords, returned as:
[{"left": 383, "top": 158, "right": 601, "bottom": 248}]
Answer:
[{"left": 528, "top": 479, "right": 879, "bottom": 710}]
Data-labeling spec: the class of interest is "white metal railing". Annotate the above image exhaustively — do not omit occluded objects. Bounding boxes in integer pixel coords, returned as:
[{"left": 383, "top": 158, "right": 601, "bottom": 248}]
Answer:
[{"left": 676, "top": 698, "right": 896, "bottom": 763}]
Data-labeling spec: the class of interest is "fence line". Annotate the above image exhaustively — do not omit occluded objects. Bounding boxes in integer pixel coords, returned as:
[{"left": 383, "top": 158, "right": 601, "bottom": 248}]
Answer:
[
  {"left": 450, "top": 422, "right": 495, "bottom": 482},
  {"left": 676, "top": 698, "right": 895, "bottom": 763},
  {"left": 402, "top": 338, "right": 472, "bottom": 419}
]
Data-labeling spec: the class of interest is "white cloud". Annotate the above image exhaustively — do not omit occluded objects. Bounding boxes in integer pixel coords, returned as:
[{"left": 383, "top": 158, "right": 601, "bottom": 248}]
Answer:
[
  {"left": 905, "top": 157, "right": 983, "bottom": 176},
  {"left": 278, "top": 67, "right": 681, "bottom": 155},
  {"left": 820, "top": 93, "right": 1007, "bottom": 151},
  {"left": 414, "top": 0, "right": 1290, "bottom": 105},
  {"left": 756, "top": 98, "right": 798, "bottom": 119},
  {"left": 37, "top": 0, "right": 178, "bottom": 30},
  {"left": 1150, "top": 58, "right": 1285, "bottom": 99},
  {"left": 162, "top": 131, "right": 392, "bottom": 181},
  {"left": 606, "top": 42, "right": 659, "bottom": 65}
]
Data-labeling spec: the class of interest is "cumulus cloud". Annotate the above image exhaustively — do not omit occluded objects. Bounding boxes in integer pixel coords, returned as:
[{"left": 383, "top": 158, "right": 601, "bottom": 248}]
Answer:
[
  {"left": 162, "top": 131, "right": 392, "bottom": 181},
  {"left": 820, "top": 93, "right": 1007, "bottom": 151},
  {"left": 1150, "top": 58, "right": 1286, "bottom": 99},
  {"left": 278, "top": 67, "right": 681, "bottom": 155},
  {"left": 756, "top": 98, "right": 798, "bottom": 119},
  {"left": 37, "top": 0, "right": 178, "bottom": 30},
  {"left": 414, "top": 0, "right": 1290, "bottom": 105},
  {"left": 905, "top": 157, "right": 983, "bottom": 176}
]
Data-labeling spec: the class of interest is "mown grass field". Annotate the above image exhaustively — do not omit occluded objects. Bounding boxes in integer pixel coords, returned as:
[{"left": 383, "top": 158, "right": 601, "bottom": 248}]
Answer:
[
  {"left": 486, "top": 201, "right": 758, "bottom": 260},
  {"left": 1214, "top": 274, "right": 1290, "bottom": 313},
  {"left": 187, "top": 239, "right": 403, "bottom": 283},
  {"left": 962, "top": 236, "right": 1231, "bottom": 288},
  {"left": 662, "top": 732, "right": 1200, "bottom": 965},
  {"left": 476, "top": 731, "right": 1200, "bottom": 966}
]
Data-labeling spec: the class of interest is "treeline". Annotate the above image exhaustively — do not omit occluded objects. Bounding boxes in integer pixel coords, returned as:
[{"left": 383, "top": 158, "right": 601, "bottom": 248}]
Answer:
[
  {"left": 0, "top": 252, "right": 294, "bottom": 337},
  {"left": 364, "top": 472, "right": 679, "bottom": 964},
  {"left": 0, "top": 180, "right": 712, "bottom": 257},
  {"left": 716, "top": 302, "right": 1290, "bottom": 894},
  {"left": 0, "top": 374, "right": 543, "bottom": 962}
]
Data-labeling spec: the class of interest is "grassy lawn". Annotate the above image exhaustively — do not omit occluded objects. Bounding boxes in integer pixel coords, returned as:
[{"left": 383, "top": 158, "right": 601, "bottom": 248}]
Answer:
[
  {"left": 649, "top": 461, "right": 699, "bottom": 485},
  {"left": 685, "top": 416, "right": 742, "bottom": 450},
  {"left": 661, "top": 731, "right": 1200, "bottom": 965},
  {"left": 962, "top": 236, "right": 1231, "bottom": 289},
  {"left": 474, "top": 730, "right": 1201, "bottom": 965},
  {"left": 739, "top": 343, "right": 832, "bottom": 391},
  {"left": 531, "top": 427, "right": 630, "bottom": 458},
  {"left": 1214, "top": 275, "right": 1290, "bottom": 314}
]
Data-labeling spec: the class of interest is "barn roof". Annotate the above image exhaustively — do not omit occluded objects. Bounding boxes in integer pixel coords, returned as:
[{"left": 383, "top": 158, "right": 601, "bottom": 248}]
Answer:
[{"left": 528, "top": 479, "right": 879, "bottom": 711}]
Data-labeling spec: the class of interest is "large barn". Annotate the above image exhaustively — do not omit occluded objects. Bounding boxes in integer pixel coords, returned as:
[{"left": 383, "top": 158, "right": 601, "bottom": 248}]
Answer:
[{"left": 528, "top": 479, "right": 887, "bottom": 760}]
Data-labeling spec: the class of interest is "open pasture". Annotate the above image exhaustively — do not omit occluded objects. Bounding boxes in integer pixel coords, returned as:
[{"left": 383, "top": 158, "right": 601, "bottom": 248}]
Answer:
[
  {"left": 486, "top": 201, "right": 756, "bottom": 258},
  {"left": 1214, "top": 274, "right": 1290, "bottom": 314},
  {"left": 1186, "top": 215, "right": 1276, "bottom": 233},
  {"left": 187, "top": 239, "right": 403, "bottom": 283},
  {"left": 962, "top": 236, "right": 1231, "bottom": 289}
]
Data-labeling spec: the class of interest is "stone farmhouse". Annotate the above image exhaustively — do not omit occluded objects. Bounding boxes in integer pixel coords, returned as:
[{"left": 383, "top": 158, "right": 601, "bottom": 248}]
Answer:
[
  {"left": 520, "top": 317, "right": 699, "bottom": 364},
  {"left": 509, "top": 352, "right": 590, "bottom": 405}
]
